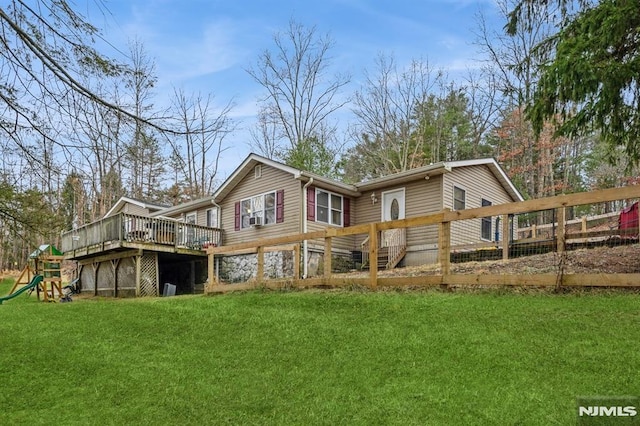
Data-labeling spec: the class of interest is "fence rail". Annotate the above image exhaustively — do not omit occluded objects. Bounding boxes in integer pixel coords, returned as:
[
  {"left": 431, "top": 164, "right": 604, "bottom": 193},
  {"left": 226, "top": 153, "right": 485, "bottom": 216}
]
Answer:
[{"left": 206, "top": 185, "right": 640, "bottom": 292}]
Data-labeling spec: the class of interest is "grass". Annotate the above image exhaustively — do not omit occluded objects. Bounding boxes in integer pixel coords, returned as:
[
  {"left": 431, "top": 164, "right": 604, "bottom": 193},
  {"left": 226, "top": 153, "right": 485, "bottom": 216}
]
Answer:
[{"left": 1, "top": 279, "right": 639, "bottom": 425}]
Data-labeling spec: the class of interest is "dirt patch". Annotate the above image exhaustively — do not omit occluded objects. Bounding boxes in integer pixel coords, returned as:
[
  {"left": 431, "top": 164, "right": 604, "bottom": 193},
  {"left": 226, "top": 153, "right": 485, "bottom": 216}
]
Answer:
[{"left": 350, "top": 243, "right": 640, "bottom": 278}]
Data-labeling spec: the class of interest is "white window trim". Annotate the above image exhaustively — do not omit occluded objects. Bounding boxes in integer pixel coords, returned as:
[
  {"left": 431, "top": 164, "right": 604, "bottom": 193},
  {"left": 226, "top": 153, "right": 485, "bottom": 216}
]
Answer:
[
  {"left": 240, "top": 190, "right": 276, "bottom": 229},
  {"left": 380, "top": 187, "right": 406, "bottom": 221},
  {"left": 206, "top": 207, "right": 218, "bottom": 228},
  {"left": 185, "top": 212, "right": 197, "bottom": 224},
  {"left": 453, "top": 185, "right": 466, "bottom": 211},
  {"left": 316, "top": 188, "right": 344, "bottom": 227},
  {"left": 480, "top": 198, "right": 493, "bottom": 241}
]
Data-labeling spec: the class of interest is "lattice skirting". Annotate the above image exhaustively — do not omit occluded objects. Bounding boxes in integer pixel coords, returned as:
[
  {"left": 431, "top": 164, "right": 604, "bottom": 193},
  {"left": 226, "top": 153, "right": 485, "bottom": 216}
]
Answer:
[
  {"left": 80, "top": 264, "right": 95, "bottom": 292},
  {"left": 139, "top": 253, "right": 158, "bottom": 296},
  {"left": 97, "top": 262, "right": 115, "bottom": 292}
]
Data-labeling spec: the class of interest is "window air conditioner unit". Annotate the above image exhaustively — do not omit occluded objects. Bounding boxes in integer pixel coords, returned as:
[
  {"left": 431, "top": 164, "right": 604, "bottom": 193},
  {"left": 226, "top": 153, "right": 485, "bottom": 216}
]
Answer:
[{"left": 249, "top": 216, "right": 263, "bottom": 227}]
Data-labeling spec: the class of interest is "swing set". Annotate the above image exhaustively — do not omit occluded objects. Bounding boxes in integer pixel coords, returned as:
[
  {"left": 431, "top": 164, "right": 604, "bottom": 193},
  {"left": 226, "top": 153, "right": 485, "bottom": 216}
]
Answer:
[{"left": 2, "top": 245, "right": 65, "bottom": 303}]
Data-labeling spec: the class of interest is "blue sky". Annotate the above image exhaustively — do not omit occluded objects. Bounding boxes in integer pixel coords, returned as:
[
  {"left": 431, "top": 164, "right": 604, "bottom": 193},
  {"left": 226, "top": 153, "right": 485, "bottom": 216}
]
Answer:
[{"left": 88, "top": 0, "right": 503, "bottom": 177}]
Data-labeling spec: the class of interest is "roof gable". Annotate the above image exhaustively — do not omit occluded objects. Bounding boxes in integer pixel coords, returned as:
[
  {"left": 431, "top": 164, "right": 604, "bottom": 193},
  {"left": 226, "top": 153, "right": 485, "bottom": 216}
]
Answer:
[
  {"left": 104, "top": 197, "right": 168, "bottom": 218},
  {"left": 213, "top": 154, "right": 302, "bottom": 202},
  {"left": 213, "top": 153, "right": 360, "bottom": 202},
  {"left": 150, "top": 196, "right": 216, "bottom": 218},
  {"left": 445, "top": 159, "right": 523, "bottom": 202},
  {"left": 355, "top": 158, "right": 523, "bottom": 202}
]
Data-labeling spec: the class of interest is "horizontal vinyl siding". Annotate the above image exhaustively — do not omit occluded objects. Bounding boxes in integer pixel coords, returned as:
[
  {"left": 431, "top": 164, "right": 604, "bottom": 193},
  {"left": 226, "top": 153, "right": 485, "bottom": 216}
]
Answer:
[
  {"left": 220, "top": 164, "right": 301, "bottom": 246},
  {"left": 165, "top": 207, "right": 217, "bottom": 227},
  {"left": 306, "top": 220, "right": 356, "bottom": 253},
  {"left": 121, "top": 204, "right": 150, "bottom": 216},
  {"left": 354, "top": 175, "right": 443, "bottom": 248},
  {"left": 444, "top": 165, "right": 515, "bottom": 247},
  {"left": 404, "top": 175, "right": 442, "bottom": 248}
]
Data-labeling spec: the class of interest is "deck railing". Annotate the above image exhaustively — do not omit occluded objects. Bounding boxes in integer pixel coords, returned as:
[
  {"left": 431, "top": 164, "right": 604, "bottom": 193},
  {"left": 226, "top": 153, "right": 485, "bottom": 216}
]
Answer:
[
  {"left": 361, "top": 228, "right": 407, "bottom": 269},
  {"left": 61, "top": 213, "right": 222, "bottom": 253}
]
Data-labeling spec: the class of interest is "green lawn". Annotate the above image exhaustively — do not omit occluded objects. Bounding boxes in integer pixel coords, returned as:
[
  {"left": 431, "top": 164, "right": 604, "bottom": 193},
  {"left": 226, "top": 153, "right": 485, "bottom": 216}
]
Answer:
[{"left": 1, "top": 279, "right": 638, "bottom": 425}]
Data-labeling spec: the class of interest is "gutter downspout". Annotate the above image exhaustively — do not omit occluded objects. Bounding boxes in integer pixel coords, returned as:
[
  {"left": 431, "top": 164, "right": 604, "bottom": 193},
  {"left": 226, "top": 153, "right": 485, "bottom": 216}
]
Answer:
[{"left": 302, "top": 177, "right": 314, "bottom": 279}]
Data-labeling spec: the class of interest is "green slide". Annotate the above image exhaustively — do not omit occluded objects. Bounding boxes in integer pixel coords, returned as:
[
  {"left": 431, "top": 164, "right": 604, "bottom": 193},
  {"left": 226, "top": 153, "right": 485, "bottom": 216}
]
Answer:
[{"left": 0, "top": 275, "right": 43, "bottom": 305}]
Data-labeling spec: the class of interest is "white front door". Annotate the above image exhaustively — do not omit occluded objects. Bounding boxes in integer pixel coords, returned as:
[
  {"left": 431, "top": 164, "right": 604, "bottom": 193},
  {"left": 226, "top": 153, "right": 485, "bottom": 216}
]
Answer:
[
  {"left": 381, "top": 189, "right": 405, "bottom": 247},
  {"left": 381, "top": 188, "right": 405, "bottom": 222}
]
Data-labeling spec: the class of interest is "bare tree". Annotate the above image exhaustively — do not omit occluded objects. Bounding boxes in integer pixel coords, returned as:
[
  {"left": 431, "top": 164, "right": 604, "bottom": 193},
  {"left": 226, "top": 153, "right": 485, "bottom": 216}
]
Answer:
[
  {"left": 344, "top": 54, "right": 442, "bottom": 181},
  {"left": 0, "top": 1, "right": 162, "bottom": 159},
  {"left": 247, "top": 20, "right": 350, "bottom": 172},
  {"left": 0, "top": 0, "right": 172, "bottom": 245},
  {"left": 463, "top": 65, "right": 506, "bottom": 157},
  {"left": 123, "top": 39, "right": 163, "bottom": 199},
  {"left": 474, "top": 0, "right": 563, "bottom": 201},
  {"left": 248, "top": 109, "right": 280, "bottom": 159},
  {"left": 473, "top": 0, "right": 555, "bottom": 107},
  {"left": 168, "top": 88, "right": 234, "bottom": 199},
  {"left": 62, "top": 79, "right": 128, "bottom": 220}
]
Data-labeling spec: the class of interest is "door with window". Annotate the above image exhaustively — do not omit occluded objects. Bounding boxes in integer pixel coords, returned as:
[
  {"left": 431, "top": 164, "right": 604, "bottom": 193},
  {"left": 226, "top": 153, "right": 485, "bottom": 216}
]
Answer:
[
  {"left": 184, "top": 212, "right": 196, "bottom": 246},
  {"left": 381, "top": 189, "right": 405, "bottom": 246}
]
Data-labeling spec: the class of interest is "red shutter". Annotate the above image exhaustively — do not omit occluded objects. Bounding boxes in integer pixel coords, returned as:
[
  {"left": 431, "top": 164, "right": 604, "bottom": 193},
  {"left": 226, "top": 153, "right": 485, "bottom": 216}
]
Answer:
[
  {"left": 343, "top": 197, "right": 350, "bottom": 227},
  {"left": 234, "top": 201, "right": 240, "bottom": 231},
  {"left": 307, "top": 187, "right": 315, "bottom": 221},
  {"left": 276, "top": 190, "right": 284, "bottom": 223}
]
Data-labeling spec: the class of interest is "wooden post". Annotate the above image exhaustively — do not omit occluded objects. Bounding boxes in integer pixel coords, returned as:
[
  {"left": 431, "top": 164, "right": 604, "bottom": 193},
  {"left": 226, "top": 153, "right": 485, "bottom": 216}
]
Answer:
[
  {"left": 132, "top": 254, "right": 142, "bottom": 297},
  {"left": 531, "top": 224, "right": 537, "bottom": 238},
  {"left": 581, "top": 216, "right": 587, "bottom": 233},
  {"left": 155, "top": 253, "right": 160, "bottom": 296},
  {"left": 207, "top": 252, "right": 215, "bottom": 291},
  {"left": 38, "top": 259, "right": 48, "bottom": 302},
  {"left": 118, "top": 214, "right": 123, "bottom": 242},
  {"left": 557, "top": 207, "right": 566, "bottom": 254},
  {"left": 502, "top": 214, "right": 510, "bottom": 260},
  {"left": 324, "top": 236, "right": 332, "bottom": 284},
  {"left": 368, "top": 223, "right": 378, "bottom": 289},
  {"left": 438, "top": 221, "right": 451, "bottom": 276},
  {"left": 112, "top": 259, "right": 120, "bottom": 297},
  {"left": 256, "top": 246, "right": 264, "bottom": 286}
]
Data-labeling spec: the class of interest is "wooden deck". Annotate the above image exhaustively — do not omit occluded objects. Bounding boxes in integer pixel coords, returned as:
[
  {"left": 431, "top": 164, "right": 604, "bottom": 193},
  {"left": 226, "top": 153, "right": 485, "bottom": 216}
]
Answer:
[{"left": 61, "top": 213, "right": 222, "bottom": 260}]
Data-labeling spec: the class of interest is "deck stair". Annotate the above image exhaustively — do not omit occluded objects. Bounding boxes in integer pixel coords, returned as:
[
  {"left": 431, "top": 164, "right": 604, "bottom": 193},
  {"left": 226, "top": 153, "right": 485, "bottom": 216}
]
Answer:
[{"left": 361, "top": 229, "right": 406, "bottom": 270}]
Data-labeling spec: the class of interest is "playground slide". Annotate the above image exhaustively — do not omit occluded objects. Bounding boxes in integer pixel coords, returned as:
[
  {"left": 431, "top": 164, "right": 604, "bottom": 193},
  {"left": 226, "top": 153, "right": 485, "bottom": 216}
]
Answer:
[{"left": 0, "top": 275, "right": 43, "bottom": 305}]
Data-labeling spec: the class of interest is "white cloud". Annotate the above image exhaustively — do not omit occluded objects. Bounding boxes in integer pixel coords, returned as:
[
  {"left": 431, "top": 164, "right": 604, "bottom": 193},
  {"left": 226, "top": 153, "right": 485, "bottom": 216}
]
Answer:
[{"left": 146, "top": 19, "right": 249, "bottom": 84}]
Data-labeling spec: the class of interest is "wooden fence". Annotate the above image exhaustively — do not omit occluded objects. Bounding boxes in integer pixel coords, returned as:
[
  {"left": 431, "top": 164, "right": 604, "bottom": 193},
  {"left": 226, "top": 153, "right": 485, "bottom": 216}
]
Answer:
[{"left": 206, "top": 185, "right": 640, "bottom": 292}]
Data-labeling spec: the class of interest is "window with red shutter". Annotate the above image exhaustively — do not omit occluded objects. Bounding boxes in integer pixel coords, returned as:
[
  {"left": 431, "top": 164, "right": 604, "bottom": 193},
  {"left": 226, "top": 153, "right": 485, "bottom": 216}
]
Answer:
[{"left": 315, "top": 188, "right": 345, "bottom": 226}]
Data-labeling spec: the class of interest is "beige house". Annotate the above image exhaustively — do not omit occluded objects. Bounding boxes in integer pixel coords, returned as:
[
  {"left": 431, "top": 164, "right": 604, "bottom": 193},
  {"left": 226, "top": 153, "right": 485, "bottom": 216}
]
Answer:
[
  {"left": 209, "top": 154, "right": 521, "bottom": 274},
  {"left": 61, "top": 153, "right": 522, "bottom": 295}
]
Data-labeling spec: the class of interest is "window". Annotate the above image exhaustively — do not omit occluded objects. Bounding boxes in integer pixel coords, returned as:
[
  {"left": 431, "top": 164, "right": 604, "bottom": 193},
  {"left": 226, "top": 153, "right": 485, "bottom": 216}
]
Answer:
[
  {"left": 316, "top": 189, "right": 343, "bottom": 226},
  {"left": 481, "top": 199, "right": 492, "bottom": 240},
  {"left": 254, "top": 164, "right": 262, "bottom": 179},
  {"left": 206, "top": 208, "right": 218, "bottom": 228},
  {"left": 240, "top": 191, "right": 276, "bottom": 229},
  {"left": 185, "top": 212, "right": 196, "bottom": 224},
  {"left": 453, "top": 186, "right": 466, "bottom": 210},
  {"left": 184, "top": 213, "right": 197, "bottom": 245}
]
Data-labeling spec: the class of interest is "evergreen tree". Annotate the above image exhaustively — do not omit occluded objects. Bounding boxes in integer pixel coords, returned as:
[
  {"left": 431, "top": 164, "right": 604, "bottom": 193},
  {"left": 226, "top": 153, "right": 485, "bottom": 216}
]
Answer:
[{"left": 508, "top": 0, "right": 640, "bottom": 165}]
